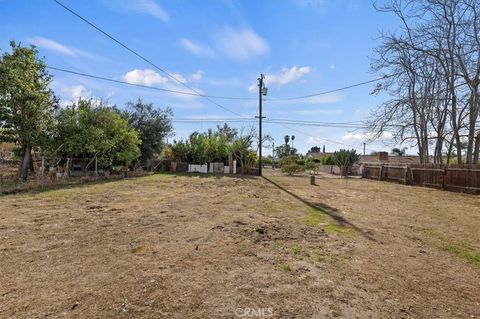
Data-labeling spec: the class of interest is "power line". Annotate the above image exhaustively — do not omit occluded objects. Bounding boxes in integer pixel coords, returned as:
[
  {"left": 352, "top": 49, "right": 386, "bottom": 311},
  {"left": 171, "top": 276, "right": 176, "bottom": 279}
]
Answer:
[
  {"left": 47, "top": 65, "right": 390, "bottom": 105},
  {"left": 52, "top": 0, "right": 394, "bottom": 108},
  {"left": 269, "top": 122, "right": 377, "bottom": 152},
  {"left": 53, "top": 0, "right": 247, "bottom": 117},
  {"left": 266, "top": 119, "right": 365, "bottom": 128},
  {"left": 170, "top": 117, "right": 366, "bottom": 128},
  {"left": 264, "top": 76, "right": 391, "bottom": 102},
  {"left": 46, "top": 66, "right": 256, "bottom": 100}
]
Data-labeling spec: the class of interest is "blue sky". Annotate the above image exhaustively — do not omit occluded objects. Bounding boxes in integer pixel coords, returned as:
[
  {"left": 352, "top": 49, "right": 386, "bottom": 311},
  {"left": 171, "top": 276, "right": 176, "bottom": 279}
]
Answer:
[{"left": 1, "top": 0, "right": 401, "bottom": 155}]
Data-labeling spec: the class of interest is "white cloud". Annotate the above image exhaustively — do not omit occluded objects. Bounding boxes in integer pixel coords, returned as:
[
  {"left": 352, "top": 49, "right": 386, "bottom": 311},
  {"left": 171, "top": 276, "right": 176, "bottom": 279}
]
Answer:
[
  {"left": 308, "top": 137, "right": 326, "bottom": 145},
  {"left": 342, "top": 132, "right": 393, "bottom": 143},
  {"left": 296, "top": 0, "right": 328, "bottom": 13},
  {"left": 122, "top": 69, "right": 206, "bottom": 101},
  {"left": 180, "top": 38, "right": 215, "bottom": 57},
  {"left": 215, "top": 26, "right": 269, "bottom": 61},
  {"left": 58, "top": 84, "right": 94, "bottom": 107},
  {"left": 169, "top": 101, "right": 205, "bottom": 109},
  {"left": 69, "top": 85, "right": 91, "bottom": 101},
  {"left": 27, "top": 37, "right": 96, "bottom": 59},
  {"left": 28, "top": 37, "right": 75, "bottom": 56},
  {"left": 123, "top": 69, "right": 169, "bottom": 86},
  {"left": 248, "top": 66, "right": 311, "bottom": 92},
  {"left": 248, "top": 83, "right": 258, "bottom": 93},
  {"left": 170, "top": 73, "right": 187, "bottom": 84},
  {"left": 134, "top": 0, "right": 169, "bottom": 22},
  {"left": 190, "top": 70, "right": 204, "bottom": 81},
  {"left": 266, "top": 66, "right": 311, "bottom": 86}
]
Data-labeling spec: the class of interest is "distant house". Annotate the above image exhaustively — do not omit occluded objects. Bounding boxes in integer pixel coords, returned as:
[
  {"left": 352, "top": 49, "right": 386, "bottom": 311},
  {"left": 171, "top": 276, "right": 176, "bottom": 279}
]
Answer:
[
  {"left": 307, "top": 150, "right": 427, "bottom": 164},
  {"left": 307, "top": 150, "right": 430, "bottom": 175},
  {"left": 358, "top": 152, "right": 428, "bottom": 164}
]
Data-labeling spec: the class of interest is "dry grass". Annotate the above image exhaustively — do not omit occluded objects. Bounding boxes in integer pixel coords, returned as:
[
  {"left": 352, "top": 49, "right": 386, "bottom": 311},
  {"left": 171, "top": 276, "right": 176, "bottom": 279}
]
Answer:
[{"left": 0, "top": 170, "right": 479, "bottom": 318}]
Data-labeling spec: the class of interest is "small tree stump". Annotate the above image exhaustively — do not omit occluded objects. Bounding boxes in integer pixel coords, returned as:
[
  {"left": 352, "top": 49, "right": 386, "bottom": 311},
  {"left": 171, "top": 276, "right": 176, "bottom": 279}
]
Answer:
[{"left": 310, "top": 175, "right": 315, "bottom": 185}]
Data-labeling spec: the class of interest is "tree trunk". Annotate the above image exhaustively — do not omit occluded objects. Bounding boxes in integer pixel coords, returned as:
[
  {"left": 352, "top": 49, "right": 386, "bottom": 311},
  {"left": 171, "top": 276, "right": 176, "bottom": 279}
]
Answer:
[
  {"left": 474, "top": 131, "right": 480, "bottom": 164},
  {"left": 17, "top": 143, "right": 32, "bottom": 182},
  {"left": 29, "top": 156, "right": 35, "bottom": 173}
]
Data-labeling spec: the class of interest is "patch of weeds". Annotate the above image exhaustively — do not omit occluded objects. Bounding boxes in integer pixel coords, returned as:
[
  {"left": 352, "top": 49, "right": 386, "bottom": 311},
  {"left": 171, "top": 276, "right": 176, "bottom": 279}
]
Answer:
[
  {"left": 324, "top": 223, "right": 350, "bottom": 235},
  {"left": 130, "top": 246, "right": 145, "bottom": 254},
  {"left": 280, "top": 263, "right": 292, "bottom": 272},
  {"left": 288, "top": 243, "right": 303, "bottom": 256},
  {"left": 37, "top": 189, "right": 70, "bottom": 198},
  {"left": 443, "top": 242, "right": 480, "bottom": 267},
  {"left": 330, "top": 254, "right": 338, "bottom": 263},
  {"left": 420, "top": 229, "right": 480, "bottom": 267},
  {"left": 273, "top": 239, "right": 285, "bottom": 249},
  {"left": 302, "top": 208, "right": 349, "bottom": 235},
  {"left": 303, "top": 208, "right": 327, "bottom": 226}
]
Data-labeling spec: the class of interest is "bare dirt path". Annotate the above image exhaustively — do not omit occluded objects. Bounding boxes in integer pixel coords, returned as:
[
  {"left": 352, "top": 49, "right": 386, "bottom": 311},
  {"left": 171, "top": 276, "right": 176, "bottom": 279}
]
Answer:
[{"left": 0, "top": 171, "right": 479, "bottom": 318}]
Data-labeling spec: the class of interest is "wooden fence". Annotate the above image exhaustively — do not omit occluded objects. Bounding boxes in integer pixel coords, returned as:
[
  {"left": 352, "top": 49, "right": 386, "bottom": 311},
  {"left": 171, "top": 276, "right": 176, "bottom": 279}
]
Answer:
[{"left": 362, "top": 163, "right": 480, "bottom": 194}]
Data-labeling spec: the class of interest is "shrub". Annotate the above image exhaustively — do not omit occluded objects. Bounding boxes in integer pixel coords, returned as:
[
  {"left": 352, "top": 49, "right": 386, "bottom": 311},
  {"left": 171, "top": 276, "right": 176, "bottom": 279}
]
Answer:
[{"left": 281, "top": 156, "right": 305, "bottom": 176}]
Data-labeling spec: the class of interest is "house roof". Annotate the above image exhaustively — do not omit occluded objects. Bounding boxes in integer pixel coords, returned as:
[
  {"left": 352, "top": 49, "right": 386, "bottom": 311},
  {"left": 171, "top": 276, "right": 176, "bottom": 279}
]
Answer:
[{"left": 307, "top": 151, "right": 427, "bottom": 164}]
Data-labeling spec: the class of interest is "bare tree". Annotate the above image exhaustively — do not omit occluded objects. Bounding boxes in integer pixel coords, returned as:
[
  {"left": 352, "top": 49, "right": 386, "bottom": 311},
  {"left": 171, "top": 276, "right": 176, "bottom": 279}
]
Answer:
[{"left": 369, "top": 0, "right": 480, "bottom": 163}]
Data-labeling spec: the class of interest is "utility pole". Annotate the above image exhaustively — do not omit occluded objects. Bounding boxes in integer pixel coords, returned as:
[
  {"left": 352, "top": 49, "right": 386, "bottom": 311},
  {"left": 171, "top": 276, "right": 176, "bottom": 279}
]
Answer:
[
  {"left": 272, "top": 142, "right": 275, "bottom": 170},
  {"left": 257, "top": 74, "right": 267, "bottom": 176}
]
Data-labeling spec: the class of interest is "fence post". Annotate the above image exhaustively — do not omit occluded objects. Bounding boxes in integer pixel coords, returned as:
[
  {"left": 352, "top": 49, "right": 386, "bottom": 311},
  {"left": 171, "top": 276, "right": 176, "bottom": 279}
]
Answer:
[
  {"left": 442, "top": 166, "right": 447, "bottom": 190},
  {"left": 379, "top": 165, "right": 383, "bottom": 181},
  {"left": 404, "top": 167, "right": 408, "bottom": 185},
  {"left": 41, "top": 156, "right": 45, "bottom": 189}
]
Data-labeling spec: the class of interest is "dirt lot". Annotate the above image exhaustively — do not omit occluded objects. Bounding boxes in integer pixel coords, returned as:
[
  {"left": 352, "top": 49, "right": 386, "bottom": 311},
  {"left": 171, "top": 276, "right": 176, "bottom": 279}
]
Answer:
[{"left": 1, "top": 170, "right": 479, "bottom": 318}]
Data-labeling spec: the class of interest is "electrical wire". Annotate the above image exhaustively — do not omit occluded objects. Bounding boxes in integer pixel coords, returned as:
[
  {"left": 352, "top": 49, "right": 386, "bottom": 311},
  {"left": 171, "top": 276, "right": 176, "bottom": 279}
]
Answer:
[
  {"left": 53, "top": 0, "right": 247, "bottom": 117},
  {"left": 264, "top": 75, "right": 392, "bottom": 101},
  {"left": 46, "top": 66, "right": 257, "bottom": 100},
  {"left": 267, "top": 122, "right": 377, "bottom": 152}
]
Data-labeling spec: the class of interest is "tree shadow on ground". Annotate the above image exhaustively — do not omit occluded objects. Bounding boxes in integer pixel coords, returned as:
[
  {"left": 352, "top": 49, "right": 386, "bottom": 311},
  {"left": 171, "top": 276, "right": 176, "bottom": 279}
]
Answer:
[{"left": 262, "top": 176, "right": 378, "bottom": 242}]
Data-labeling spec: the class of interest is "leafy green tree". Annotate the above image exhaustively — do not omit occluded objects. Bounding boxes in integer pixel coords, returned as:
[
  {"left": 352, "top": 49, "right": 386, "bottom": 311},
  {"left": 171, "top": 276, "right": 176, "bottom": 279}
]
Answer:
[
  {"left": 275, "top": 144, "right": 298, "bottom": 159},
  {"left": 53, "top": 99, "right": 140, "bottom": 167},
  {"left": 216, "top": 123, "right": 238, "bottom": 142},
  {"left": 309, "top": 146, "right": 320, "bottom": 153},
  {"left": 333, "top": 149, "right": 360, "bottom": 177},
  {"left": 281, "top": 156, "right": 304, "bottom": 176},
  {"left": 391, "top": 147, "right": 407, "bottom": 156},
  {"left": 169, "top": 124, "right": 236, "bottom": 164},
  {"left": 320, "top": 155, "right": 335, "bottom": 165},
  {"left": 0, "top": 41, "right": 57, "bottom": 181},
  {"left": 305, "top": 156, "right": 320, "bottom": 174},
  {"left": 262, "top": 156, "right": 273, "bottom": 166},
  {"left": 123, "top": 99, "right": 172, "bottom": 161}
]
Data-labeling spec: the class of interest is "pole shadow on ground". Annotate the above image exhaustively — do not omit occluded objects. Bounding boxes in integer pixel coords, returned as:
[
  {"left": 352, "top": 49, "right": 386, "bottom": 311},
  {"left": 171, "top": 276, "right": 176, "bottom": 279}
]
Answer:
[{"left": 262, "top": 176, "right": 378, "bottom": 242}]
